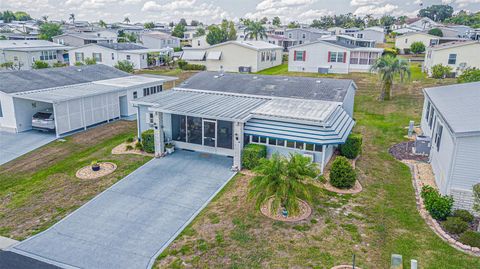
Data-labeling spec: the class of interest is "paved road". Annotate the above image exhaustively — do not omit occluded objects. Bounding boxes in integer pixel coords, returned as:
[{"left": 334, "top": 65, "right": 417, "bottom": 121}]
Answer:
[
  {"left": 0, "top": 131, "right": 55, "bottom": 166},
  {"left": 10, "top": 150, "right": 235, "bottom": 269}
]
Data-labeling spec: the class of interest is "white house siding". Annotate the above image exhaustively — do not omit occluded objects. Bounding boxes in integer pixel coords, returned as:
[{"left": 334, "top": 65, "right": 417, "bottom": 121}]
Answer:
[
  {"left": 356, "top": 29, "right": 385, "bottom": 44},
  {"left": 288, "top": 42, "right": 349, "bottom": 74},
  {"left": 191, "top": 35, "right": 208, "bottom": 48},
  {"left": 68, "top": 45, "right": 147, "bottom": 69},
  {"left": 449, "top": 136, "right": 480, "bottom": 211},
  {"left": 1, "top": 50, "right": 65, "bottom": 70},
  {"left": 12, "top": 98, "right": 52, "bottom": 132},
  {"left": 395, "top": 33, "right": 438, "bottom": 53},
  {"left": 0, "top": 93, "right": 17, "bottom": 132},
  {"left": 342, "top": 84, "right": 356, "bottom": 117},
  {"left": 140, "top": 35, "right": 180, "bottom": 49},
  {"left": 424, "top": 43, "right": 480, "bottom": 77}
]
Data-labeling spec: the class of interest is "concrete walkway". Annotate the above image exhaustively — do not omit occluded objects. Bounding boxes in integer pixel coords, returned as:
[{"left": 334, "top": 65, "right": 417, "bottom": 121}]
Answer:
[
  {"left": 0, "top": 131, "right": 55, "bottom": 166},
  {"left": 10, "top": 150, "right": 235, "bottom": 269}
]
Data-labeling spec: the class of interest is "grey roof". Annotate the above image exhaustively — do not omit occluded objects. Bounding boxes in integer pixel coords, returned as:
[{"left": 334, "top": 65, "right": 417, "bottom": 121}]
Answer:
[
  {"left": 424, "top": 82, "right": 480, "bottom": 135},
  {"left": 0, "top": 251, "right": 60, "bottom": 269},
  {"left": 179, "top": 72, "right": 355, "bottom": 103},
  {"left": 96, "top": 43, "right": 147, "bottom": 50},
  {"left": 323, "top": 40, "right": 358, "bottom": 49},
  {"left": 0, "top": 65, "right": 130, "bottom": 94}
]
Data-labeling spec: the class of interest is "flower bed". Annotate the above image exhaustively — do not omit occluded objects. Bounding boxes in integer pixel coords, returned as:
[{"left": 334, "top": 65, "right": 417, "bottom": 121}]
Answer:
[
  {"left": 260, "top": 197, "right": 312, "bottom": 222},
  {"left": 111, "top": 140, "right": 154, "bottom": 157},
  {"left": 76, "top": 162, "right": 117, "bottom": 180}
]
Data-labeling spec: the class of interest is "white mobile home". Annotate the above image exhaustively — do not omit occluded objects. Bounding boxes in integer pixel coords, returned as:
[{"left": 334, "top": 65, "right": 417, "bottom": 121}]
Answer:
[
  {"left": 424, "top": 40, "right": 480, "bottom": 77},
  {"left": 420, "top": 82, "right": 480, "bottom": 211},
  {"left": 395, "top": 32, "right": 439, "bottom": 54}
]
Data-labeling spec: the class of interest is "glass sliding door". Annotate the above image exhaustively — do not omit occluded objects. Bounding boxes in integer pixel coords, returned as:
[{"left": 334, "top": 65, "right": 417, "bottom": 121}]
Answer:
[{"left": 203, "top": 119, "right": 216, "bottom": 147}]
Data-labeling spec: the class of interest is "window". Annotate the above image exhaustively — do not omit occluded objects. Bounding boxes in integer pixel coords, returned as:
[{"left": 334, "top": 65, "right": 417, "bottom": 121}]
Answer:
[
  {"left": 329, "top": 52, "right": 337, "bottom": 62},
  {"left": 92, "top": 52, "right": 102, "bottom": 62},
  {"left": 40, "top": 51, "right": 56, "bottom": 60},
  {"left": 295, "top": 142, "right": 304, "bottom": 150},
  {"left": 302, "top": 33, "right": 306, "bottom": 38},
  {"left": 359, "top": 52, "right": 369, "bottom": 65},
  {"left": 357, "top": 33, "right": 363, "bottom": 38},
  {"left": 405, "top": 38, "right": 408, "bottom": 43},
  {"left": 294, "top": 51, "right": 305, "bottom": 61},
  {"left": 217, "top": 120, "right": 233, "bottom": 149},
  {"left": 434, "top": 124, "right": 443, "bottom": 151},
  {"left": 314, "top": 144, "right": 323, "bottom": 152},
  {"left": 251, "top": 135, "right": 259, "bottom": 143},
  {"left": 75, "top": 52, "right": 84, "bottom": 62},
  {"left": 13, "top": 56, "right": 18, "bottom": 61},
  {"left": 198, "top": 40, "right": 200, "bottom": 46},
  {"left": 337, "top": 52, "right": 344, "bottom": 63},
  {"left": 428, "top": 107, "right": 435, "bottom": 128},
  {"left": 111, "top": 53, "right": 115, "bottom": 60},
  {"left": 186, "top": 116, "right": 202, "bottom": 145},
  {"left": 271, "top": 51, "right": 277, "bottom": 61},
  {"left": 171, "top": 114, "right": 187, "bottom": 142},
  {"left": 286, "top": 141, "right": 295, "bottom": 148},
  {"left": 305, "top": 143, "right": 314, "bottom": 151},
  {"left": 448, "top": 54, "right": 456, "bottom": 65},
  {"left": 268, "top": 138, "right": 277, "bottom": 145},
  {"left": 0, "top": 100, "right": 3, "bottom": 117},
  {"left": 329, "top": 52, "right": 346, "bottom": 63},
  {"left": 133, "top": 91, "right": 138, "bottom": 99},
  {"left": 425, "top": 101, "right": 430, "bottom": 120},
  {"left": 350, "top": 51, "right": 359, "bottom": 64},
  {"left": 277, "top": 139, "right": 285, "bottom": 147},
  {"left": 260, "top": 137, "right": 267, "bottom": 144}
]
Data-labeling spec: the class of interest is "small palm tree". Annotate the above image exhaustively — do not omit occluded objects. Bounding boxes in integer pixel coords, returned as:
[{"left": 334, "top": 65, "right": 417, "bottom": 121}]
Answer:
[
  {"left": 249, "top": 153, "right": 318, "bottom": 216},
  {"left": 123, "top": 17, "right": 130, "bottom": 24},
  {"left": 244, "top": 20, "right": 267, "bottom": 40},
  {"left": 370, "top": 55, "right": 411, "bottom": 101},
  {"left": 69, "top": 13, "right": 75, "bottom": 24},
  {"left": 99, "top": 20, "right": 107, "bottom": 28}
]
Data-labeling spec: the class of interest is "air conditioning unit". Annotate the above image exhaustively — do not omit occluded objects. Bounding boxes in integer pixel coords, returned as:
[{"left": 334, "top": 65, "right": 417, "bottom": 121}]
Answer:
[
  {"left": 238, "top": 66, "right": 251, "bottom": 73},
  {"left": 414, "top": 135, "right": 431, "bottom": 156},
  {"left": 303, "top": 152, "right": 314, "bottom": 162},
  {"left": 318, "top": 67, "right": 329, "bottom": 74},
  {"left": 146, "top": 112, "right": 154, "bottom": 125}
]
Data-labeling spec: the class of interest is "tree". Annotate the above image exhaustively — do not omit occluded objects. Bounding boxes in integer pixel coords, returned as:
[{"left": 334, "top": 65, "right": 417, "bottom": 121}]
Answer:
[
  {"left": 99, "top": 20, "right": 107, "bottom": 28},
  {"left": 418, "top": 5, "right": 454, "bottom": 22},
  {"left": 380, "top": 15, "right": 395, "bottom": 27},
  {"left": 244, "top": 20, "right": 267, "bottom": 40},
  {"left": 14, "top": 11, "right": 32, "bottom": 21},
  {"left": 248, "top": 153, "right": 318, "bottom": 216},
  {"left": 144, "top": 22, "right": 155, "bottom": 29},
  {"left": 195, "top": 27, "right": 206, "bottom": 37},
  {"left": 118, "top": 30, "right": 137, "bottom": 42},
  {"left": 69, "top": 13, "right": 75, "bottom": 24},
  {"left": 114, "top": 60, "right": 135, "bottom": 73},
  {"left": 206, "top": 20, "right": 236, "bottom": 45},
  {"left": 123, "top": 17, "right": 130, "bottom": 24},
  {"left": 272, "top": 16, "right": 281, "bottom": 27},
  {"left": 41, "top": 15, "right": 49, "bottom": 22},
  {"left": 260, "top": 17, "right": 268, "bottom": 24},
  {"left": 32, "top": 60, "right": 50, "bottom": 69},
  {"left": 178, "top": 18, "right": 187, "bottom": 26},
  {"left": 457, "top": 68, "right": 480, "bottom": 83},
  {"left": 39, "top": 23, "right": 63, "bottom": 41},
  {"left": 428, "top": 28, "right": 443, "bottom": 37},
  {"left": 410, "top": 41, "right": 426, "bottom": 55},
  {"left": 445, "top": 10, "right": 480, "bottom": 28},
  {"left": 431, "top": 64, "right": 453, "bottom": 79},
  {"left": 1, "top": 11, "right": 16, "bottom": 23},
  {"left": 287, "top": 21, "right": 300, "bottom": 28},
  {"left": 370, "top": 55, "right": 411, "bottom": 101},
  {"left": 190, "top": 20, "right": 199, "bottom": 26},
  {"left": 172, "top": 23, "right": 186, "bottom": 38}
]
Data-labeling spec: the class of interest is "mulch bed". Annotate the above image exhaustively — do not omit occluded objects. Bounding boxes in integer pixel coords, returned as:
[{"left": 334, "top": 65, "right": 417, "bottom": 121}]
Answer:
[
  {"left": 389, "top": 141, "right": 428, "bottom": 162},
  {"left": 76, "top": 162, "right": 117, "bottom": 180},
  {"left": 260, "top": 198, "right": 312, "bottom": 222}
]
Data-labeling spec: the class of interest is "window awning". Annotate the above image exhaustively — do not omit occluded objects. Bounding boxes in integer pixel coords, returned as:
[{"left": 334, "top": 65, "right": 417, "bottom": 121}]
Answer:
[
  {"left": 206, "top": 51, "right": 222, "bottom": 60},
  {"left": 181, "top": 50, "right": 206, "bottom": 61}
]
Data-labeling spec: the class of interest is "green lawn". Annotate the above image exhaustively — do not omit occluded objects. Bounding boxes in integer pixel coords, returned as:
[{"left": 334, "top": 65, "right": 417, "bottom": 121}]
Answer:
[
  {"left": 155, "top": 66, "right": 479, "bottom": 268},
  {"left": 0, "top": 121, "right": 151, "bottom": 240}
]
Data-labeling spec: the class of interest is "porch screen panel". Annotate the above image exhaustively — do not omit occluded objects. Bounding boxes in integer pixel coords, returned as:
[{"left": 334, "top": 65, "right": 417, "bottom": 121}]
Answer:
[
  {"left": 171, "top": 114, "right": 186, "bottom": 142},
  {"left": 67, "top": 99, "right": 83, "bottom": 131},
  {"left": 217, "top": 120, "right": 233, "bottom": 149},
  {"left": 54, "top": 102, "right": 70, "bottom": 134},
  {"left": 187, "top": 116, "right": 202, "bottom": 145}
]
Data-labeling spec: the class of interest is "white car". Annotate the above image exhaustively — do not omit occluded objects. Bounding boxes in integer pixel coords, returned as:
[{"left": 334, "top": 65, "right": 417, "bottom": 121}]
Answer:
[{"left": 32, "top": 109, "right": 55, "bottom": 131}]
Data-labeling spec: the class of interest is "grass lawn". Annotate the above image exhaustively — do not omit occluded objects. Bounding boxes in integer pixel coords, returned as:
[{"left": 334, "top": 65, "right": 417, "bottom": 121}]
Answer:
[
  {"left": 0, "top": 121, "right": 151, "bottom": 240},
  {"left": 154, "top": 65, "right": 480, "bottom": 268}
]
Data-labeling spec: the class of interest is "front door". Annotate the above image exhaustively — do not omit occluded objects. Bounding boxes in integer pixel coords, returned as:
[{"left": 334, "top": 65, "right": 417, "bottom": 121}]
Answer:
[{"left": 203, "top": 120, "right": 216, "bottom": 147}]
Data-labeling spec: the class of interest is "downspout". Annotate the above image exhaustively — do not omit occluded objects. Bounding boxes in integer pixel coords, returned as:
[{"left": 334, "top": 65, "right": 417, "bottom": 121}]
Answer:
[
  {"left": 136, "top": 105, "right": 141, "bottom": 140},
  {"left": 321, "top": 145, "right": 326, "bottom": 174}
]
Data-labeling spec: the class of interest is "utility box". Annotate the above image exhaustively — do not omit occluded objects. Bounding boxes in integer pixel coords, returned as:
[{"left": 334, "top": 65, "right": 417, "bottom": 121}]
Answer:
[
  {"left": 391, "top": 254, "right": 403, "bottom": 269},
  {"left": 414, "top": 135, "right": 431, "bottom": 156}
]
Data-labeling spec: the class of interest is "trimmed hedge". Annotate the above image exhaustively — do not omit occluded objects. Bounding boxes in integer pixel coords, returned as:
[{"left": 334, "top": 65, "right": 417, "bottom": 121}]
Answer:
[
  {"left": 329, "top": 156, "right": 356, "bottom": 189},
  {"left": 453, "top": 209, "right": 475, "bottom": 223},
  {"left": 459, "top": 231, "right": 480, "bottom": 248},
  {"left": 442, "top": 217, "right": 469, "bottom": 235},
  {"left": 141, "top": 129, "right": 155, "bottom": 153},
  {"left": 421, "top": 185, "right": 454, "bottom": 220},
  {"left": 339, "top": 133, "right": 362, "bottom": 159},
  {"left": 178, "top": 60, "right": 206, "bottom": 71},
  {"left": 242, "top": 144, "right": 267, "bottom": 170}
]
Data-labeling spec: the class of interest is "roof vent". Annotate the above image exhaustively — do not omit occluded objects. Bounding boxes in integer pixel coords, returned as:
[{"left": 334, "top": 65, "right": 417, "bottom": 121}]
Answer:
[
  {"left": 283, "top": 78, "right": 288, "bottom": 81},
  {"left": 316, "top": 80, "right": 322, "bottom": 83},
  {"left": 214, "top": 75, "right": 219, "bottom": 78},
  {"left": 253, "top": 76, "right": 258, "bottom": 79},
  {"left": 76, "top": 68, "right": 82, "bottom": 72}
]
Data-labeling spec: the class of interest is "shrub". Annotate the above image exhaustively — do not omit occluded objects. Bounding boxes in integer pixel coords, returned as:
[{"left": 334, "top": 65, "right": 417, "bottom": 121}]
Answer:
[
  {"left": 177, "top": 59, "right": 187, "bottom": 69},
  {"left": 428, "top": 28, "right": 443, "bottom": 37},
  {"left": 452, "top": 209, "right": 475, "bottom": 223},
  {"left": 141, "top": 129, "right": 155, "bottom": 153},
  {"left": 459, "top": 231, "right": 480, "bottom": 248},
  {"left": 329, "top": 156, "right": 356, "bottom": 189},
  {"left": 114, "top": 60, "right": 135, "bottom": 73},
  {"left": 32, "top": 60, "right": 49, "bottom": 69},
  {"left": 410, "top": 41, "right": 426, "bottom": 54},
  {"left": 442, "top": 217, "right": 469, "bottom": 234},
  {"left": 403, "top": 48, "right": 411, "bottom": 55},
  {"left": 383, "top": 47, "right": 399, "bottom": 57},
  {"left": 242, "top": 144, "right": 267, "bottom": 170},
  {"left": 182, "top": 63, "right": 206, "bottom": 70},
  {"left": 126, "top": 145, "right": 134, "bottom": 151},
  {"left": 135, "top": 141, "right": 143, "bottom": 150},
  {"left": 431, "top": 64, "right": 452, "bottom": 79},
  {"left": 339, "top": 133, "right": 362, "bottom": 159},
  {"left": 126, "top": 137, "right": 134, "bottom": 143},
  {"left": 457, "top": 68, "right": 480, "bottom": 83},
  {"left": 421, "top": 185, "right": 454, "bottom": 220}
]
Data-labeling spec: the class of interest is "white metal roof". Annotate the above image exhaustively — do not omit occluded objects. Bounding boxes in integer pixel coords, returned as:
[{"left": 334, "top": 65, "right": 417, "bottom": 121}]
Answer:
[
  {"left": 206, "top": 51, "right": 222, "bottom": 60},
  {"left": 181, "top": 50, "right": 206, "bottom": 60}
]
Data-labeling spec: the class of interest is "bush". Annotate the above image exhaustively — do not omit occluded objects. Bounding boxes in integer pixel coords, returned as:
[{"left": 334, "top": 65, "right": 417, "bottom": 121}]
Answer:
[
  {"left": 329, "top": 156, "right": 356, "bottom": 189},
  {"left": 32, "top": 60, "right": 49, "bottom": 69},
  {"left": 141, "top": 129, "right": 155, "bottom": 153},
  {"left": 428, "top": 28, "right": 443, "bottom": 37},
  {"left": 431, "top": 64, "right": 453, "bottom": 79},
  {"left": 421, "top": 185, "right": 454, "bottom": 220},
  {"left": 177, "top": 59, "right": 187, "bottom": 69},
  {"left": 452, "top": 209, "right": 475, "bottom": 223},
  {"left": 339, "top": 133, "right": 362, "bottom": 159},
  {"left": 126, "top": 145, "right": 134, "bottom": 151},
  {"left": 403, "top": 48, "right": 411, "bottom": 55},
  {"left": 182, "top": 63, "right": 206, "bottom": 71},
  {"left": 442, "top": 217, "right": 469, "bottom": 234},
  {"left": 242, "top": 144, "right": 267, "bottom": 170},
  {"left": 459, "top": 231, "right": 480, "bottom": 248},
  {"left": 383, "top": 47, "right": 399, "bottom": 57},
  {"left": 114, "top": 60, "right": 135, "bottom": 73},
  {"left": 410, "top": 41, "right": 426, "bottom": 54},
  {"left": 135, "top": 141, "right": 143, "bottom": 150},
  {"left": 457, "top": 68, "right": 480, "bottom": 83},
  {"left": 126, "top": 137, "right": 134, "bottom": 143}
]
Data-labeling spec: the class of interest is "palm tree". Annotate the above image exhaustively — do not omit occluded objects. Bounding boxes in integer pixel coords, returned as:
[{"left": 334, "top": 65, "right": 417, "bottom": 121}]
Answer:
[
  {"left": 42, "top": 15, "right": 48, "bottom": 22},
  {"left": 249, "top": 153, "right": 318, "bottom": 216},
  {"left": 69, "top": 13, "right": 75, "bottom": 24},
  {"left": 370, "top": 55, "right": 411, "bottom": 101},
  {"left": 98, "top": 20, "right": 107, "bottom": 28},
  {"left": 123, "top": 17, "right": 130, "bottom": 24},
  {"left": 243, "top": 20, "right": 267, "bottom": 40}
]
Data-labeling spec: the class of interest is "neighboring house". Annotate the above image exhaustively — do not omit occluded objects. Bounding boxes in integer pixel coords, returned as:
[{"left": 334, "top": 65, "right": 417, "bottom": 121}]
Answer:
[
  {"left": 0, "top": 40, "right": 71, "bottom": 70},
  {"left": 0, "top": 64, "right": 174, "bottom": 136},
  {"left": 352, "top": 27, "right": 385, "bottom": 44},
  {"left": 395, "top": 32, "right": 440, "bottom": 54},
  {"left": 191, "top": 35, "right": 208, "bottom": 48},
  {"left": 437, "top": 25, "right": 473, "bottom": 39},
  {"left": 406, "top": 17, "right": 441, "bottom": 30},
  {"left": 181, "top": 40, "right": 283, "bottom": 73},
  {"left": 285, "top": 28, "right": 330, "bottom": 45},
  {"left": 53, "top": 32, "right": 115, "bottom": 47},
  {"left": 68, "top": 43, "right": 172, "bottom": 69},
  {"left": 334, "top": 35, "right": 377, "bottom": 48},
  {"left": 138, "top": 31, "right": 180, "bottom": 49},
  {"left": 424, "top": 40, "right": 480, "bottom": 77},
  {"left": 328, "top": 27, "right": 344, "bottom": 35},
  {"left": 288, "top": 38, "right": 383, "bottom": 74},
  {"left": 419, "top": 82, "right": 480, "bottom": 212},
  {"left": 265, "top": 34, "right": 296, "bottom": 52},
  {"left": 131, "top": 71, "right": 357, "bottom": 172}
]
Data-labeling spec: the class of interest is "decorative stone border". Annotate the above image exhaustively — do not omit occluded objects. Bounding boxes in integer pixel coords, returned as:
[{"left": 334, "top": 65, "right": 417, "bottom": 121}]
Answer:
[
  {"left": 111, "top": 141, "right": 154, "bottom": 157},
  {"left": 406, "top": 161, "right": 480, "bottom": 256},
  {"left": 260, "top": 198, "right": 312, "bottom": 222},
  {"left": 331, "top": 265, "right": 362, "bottom": 269},
  {"left": 76, "top": 162, "right": 117, "bottom": 179},
  {"left": 322, "top": 180, "right": 363, "bottom": 195}
]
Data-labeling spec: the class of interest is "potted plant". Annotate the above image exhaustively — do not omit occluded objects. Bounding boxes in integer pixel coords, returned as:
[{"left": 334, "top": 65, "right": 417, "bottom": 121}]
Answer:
[
  {"left": 165, "top": 143, "right": 175, "bottom": 154},
  {"left": 91, "top": 160, "right": 100, "bottom": 171}
]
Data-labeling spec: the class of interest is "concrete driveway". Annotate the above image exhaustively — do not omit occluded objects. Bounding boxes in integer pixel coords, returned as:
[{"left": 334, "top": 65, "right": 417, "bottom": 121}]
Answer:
[
  {"left": 10, "top": 150, "right": 235, "bottom": 269},
  {"left": 0, "top": 131, "right": 56, "bottom": 166}
]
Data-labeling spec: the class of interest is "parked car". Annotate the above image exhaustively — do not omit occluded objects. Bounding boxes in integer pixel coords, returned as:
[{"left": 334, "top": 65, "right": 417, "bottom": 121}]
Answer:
[{"left": 32, "top": 109, "right": 55, "bottom": 131}]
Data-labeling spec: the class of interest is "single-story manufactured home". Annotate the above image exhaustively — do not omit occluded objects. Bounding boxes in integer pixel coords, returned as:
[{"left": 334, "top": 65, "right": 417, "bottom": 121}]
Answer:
[
  {"left": 420, "top": 82, "right": 480, "bottom": 211},
  {"left": 181, "top": 40, "right": 283, "bottom": 73},
  {"left": 131, "top": 72, "right": 357, "bottom": 172},
  {"left": 424, "top": 40, "right": 480, "bottom": 77},
  {"left": 0, "top": 65, "right": 175, "bottom": 137}
]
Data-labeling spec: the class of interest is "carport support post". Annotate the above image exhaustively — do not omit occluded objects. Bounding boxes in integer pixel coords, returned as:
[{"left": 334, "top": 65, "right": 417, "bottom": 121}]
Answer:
[
  {"left": 154, "top": 111, "right": 165, "bottom": 157},
  {"left": 320, "top": 145, "right": 326, "bottom": 174},
  {"left": 232, "top": 121, "right": 244, "bottom": 171}
]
